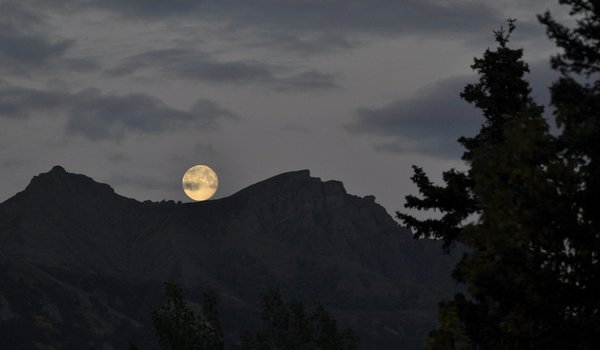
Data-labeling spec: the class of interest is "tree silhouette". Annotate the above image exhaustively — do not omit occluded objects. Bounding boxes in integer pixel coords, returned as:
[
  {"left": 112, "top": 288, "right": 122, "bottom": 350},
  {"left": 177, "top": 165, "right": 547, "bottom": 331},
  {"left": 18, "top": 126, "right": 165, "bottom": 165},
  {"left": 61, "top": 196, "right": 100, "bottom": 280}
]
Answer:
[
  {"left": 398, "top": 7, "right": 600, "bottom": 349},
  {"left": 537, "top": 1, "right": 600, "bottom": 345},
  {"left": 152, "top": 282, "right": 223, "bottom": 350},
  {"left": 240, "top": 290, "right": 358, "bottom": 350},
  {"left": 152, "top": 285, "right": 355, "bottom": 350}
]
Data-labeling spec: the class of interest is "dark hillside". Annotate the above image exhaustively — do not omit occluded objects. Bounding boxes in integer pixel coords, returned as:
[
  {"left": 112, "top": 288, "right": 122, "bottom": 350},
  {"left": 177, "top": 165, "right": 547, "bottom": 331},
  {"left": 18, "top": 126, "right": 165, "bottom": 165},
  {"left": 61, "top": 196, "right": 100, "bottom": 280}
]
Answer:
[{"left": 0, "top": 166, "right": 460, "bottom": 349}]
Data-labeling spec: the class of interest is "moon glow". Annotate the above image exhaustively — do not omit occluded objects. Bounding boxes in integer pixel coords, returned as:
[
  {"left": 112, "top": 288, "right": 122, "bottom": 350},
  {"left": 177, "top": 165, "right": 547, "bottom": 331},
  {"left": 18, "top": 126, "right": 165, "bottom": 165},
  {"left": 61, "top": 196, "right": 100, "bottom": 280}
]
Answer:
[{"left": 182, "top": 165, "right": 218, "bottom": 201}]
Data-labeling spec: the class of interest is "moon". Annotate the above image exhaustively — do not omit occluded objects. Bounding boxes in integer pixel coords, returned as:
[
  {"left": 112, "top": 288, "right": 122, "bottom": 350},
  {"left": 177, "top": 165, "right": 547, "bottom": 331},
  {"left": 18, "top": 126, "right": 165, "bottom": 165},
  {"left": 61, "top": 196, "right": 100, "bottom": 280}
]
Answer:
[{"left": 182, "top": 165, "right": 218, "bottom": 201}]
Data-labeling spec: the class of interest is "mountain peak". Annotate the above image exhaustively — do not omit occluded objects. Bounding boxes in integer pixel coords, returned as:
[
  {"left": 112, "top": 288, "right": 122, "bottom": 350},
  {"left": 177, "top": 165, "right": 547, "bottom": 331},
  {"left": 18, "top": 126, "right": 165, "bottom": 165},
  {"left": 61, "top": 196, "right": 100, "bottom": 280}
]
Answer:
[
  {"left": 50, "top": 165, "right": 66, "bottom": 173},
  {"left": 230, "top": 169, "right": 343, "bottom": 200},
  {"left": 22, "top": 166, "right": 117, "bottom": 202}
]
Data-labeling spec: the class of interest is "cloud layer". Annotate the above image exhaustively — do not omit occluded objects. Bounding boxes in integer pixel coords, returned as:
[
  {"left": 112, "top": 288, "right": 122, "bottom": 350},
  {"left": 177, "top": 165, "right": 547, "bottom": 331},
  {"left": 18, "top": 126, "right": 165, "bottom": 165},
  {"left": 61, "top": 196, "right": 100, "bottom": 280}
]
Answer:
[
  {"left": 107, "top": 48, "right": 339, "bottom": 91},
  {"left": 347, "top": 76, "right": 480, "bottom": 158},
  {"left": 62, "top": 0, "right": 503, "bottom": 37},
  {"left": 0, "top": 85, "right": 237, "bottom": 140},
  {"left": 0, "top": 2, "right": 97, "bottom": 77},
  {"left": 347, "top": 59, "right": 557, "bottom": 158},
  {"left": 28, "top": 0, "right": 524, "bottom": 56}
]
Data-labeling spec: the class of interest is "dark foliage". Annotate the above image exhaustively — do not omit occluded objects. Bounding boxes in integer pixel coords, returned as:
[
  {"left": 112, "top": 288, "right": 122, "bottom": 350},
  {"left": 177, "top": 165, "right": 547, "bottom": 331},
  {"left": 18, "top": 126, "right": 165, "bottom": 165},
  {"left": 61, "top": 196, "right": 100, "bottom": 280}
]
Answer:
[
  {"left": 398, "top": 4, "right": 600, "bottom": 348},
  {"left": 239, "top": 290, "right": 358, "bottom": 350},
  {"left": 152, "top": 282, "right": 224, "bottom": 350}
]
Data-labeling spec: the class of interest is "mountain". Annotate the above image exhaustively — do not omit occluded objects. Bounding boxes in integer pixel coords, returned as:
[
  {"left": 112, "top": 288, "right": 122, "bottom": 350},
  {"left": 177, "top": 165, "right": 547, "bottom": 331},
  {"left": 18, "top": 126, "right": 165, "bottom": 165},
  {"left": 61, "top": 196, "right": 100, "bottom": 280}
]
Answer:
[{"left": 0, "top": 166, "right": 460, "bottom": 349}]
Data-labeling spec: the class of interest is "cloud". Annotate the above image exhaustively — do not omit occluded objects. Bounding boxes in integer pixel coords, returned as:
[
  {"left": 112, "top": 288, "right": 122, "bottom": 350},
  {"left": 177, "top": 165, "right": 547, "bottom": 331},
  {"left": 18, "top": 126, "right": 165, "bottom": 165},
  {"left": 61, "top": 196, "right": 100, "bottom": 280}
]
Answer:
[
  {"left": 65, "top": 90, "right": 236, "bottom": 140},
  {"left": 347, "top": 59, "right": 558, "bottom": 158},
  {"left": 32, "top": 0, "right": 509, "bottom": 56},
  {"left": 0, "top": 85, "right": 70, "bottom": 118},
  {"left": 106, "top": 49, "right": 273, "bottom": 82},
  {"left": 0, "top": 2, "right": 44, "bottom": 29},
  {"left": 0, "top": 33, "right": 72, "bottom": 64},
  {"left": 251, "top": 33, "right": 357, "bottom": 56},
  {"left": 0, "top": 85, "right": 238, "bottom": 140},
  {"left": 274, "top": 70, "right": 340, "bottom": 92},
  {"left": 70, "top": 0, "right": 201, "bottom": 18},
  {"left": 0, "top": 2, "right": 98, "bottom": 77},
  {"left": 71, "top": 0, "right": 501, "bottom": 35},
  {"left": 347, "top": 75, "right": 482, "bottom": 158},
  {"left": 106, "top": 48, "right": 339, "bottom": 91}
]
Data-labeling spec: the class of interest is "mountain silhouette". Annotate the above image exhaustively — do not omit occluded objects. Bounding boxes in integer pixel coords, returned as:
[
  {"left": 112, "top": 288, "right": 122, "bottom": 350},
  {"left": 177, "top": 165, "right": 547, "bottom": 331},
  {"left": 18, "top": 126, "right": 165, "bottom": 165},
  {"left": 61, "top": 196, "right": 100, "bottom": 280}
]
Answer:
[{"left": 0, "top": 166, "right": 460, "bottom": 349}]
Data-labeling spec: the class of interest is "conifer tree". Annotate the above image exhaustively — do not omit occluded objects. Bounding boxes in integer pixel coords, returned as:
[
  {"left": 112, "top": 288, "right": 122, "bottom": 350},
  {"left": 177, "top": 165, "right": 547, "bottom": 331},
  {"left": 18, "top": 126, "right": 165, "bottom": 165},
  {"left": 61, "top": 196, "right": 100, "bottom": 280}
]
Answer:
[
  {"left": 152, "top": 282, "right": 224, "bottom": 350},
  {"left": 240, "top": 290, "right": 358, "bottom": 350},
  {"left": 398, "top": 7, "right": 600, "bottom": 348},
  {"left": 537, "top": 0, "right": 600, "bottom": 344}
]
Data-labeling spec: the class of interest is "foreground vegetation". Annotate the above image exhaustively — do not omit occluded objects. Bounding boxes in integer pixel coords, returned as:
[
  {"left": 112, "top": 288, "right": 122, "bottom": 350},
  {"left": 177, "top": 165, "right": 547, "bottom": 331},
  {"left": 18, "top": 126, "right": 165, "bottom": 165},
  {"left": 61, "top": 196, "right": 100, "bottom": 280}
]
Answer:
[
  {"left": 150, "top": 282, "right": 357, "bottom": 350},
  {"left": 398, "top": 1, "right": 600, "bottom": 349}
]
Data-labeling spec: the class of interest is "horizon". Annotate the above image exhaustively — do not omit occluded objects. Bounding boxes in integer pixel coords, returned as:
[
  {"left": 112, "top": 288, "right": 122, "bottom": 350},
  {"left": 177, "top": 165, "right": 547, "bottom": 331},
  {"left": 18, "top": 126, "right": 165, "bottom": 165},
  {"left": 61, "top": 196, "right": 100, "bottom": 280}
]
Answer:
[
  {"left": 11, "top": 165, "right": 348, "bottom": 205},
  {"left": 0, "top": 1, "right": 570, "bottom": 215}
]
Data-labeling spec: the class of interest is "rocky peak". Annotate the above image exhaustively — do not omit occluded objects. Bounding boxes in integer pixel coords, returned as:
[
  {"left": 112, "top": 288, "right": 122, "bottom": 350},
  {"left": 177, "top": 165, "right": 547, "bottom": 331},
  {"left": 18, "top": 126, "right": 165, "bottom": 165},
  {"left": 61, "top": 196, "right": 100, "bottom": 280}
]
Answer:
[
  {"left": 23, "top": 166, "right": 116, "bottom": 202},
  {"left": 50, "top": 165, "right": 66, "bottom": 173},
  {"left": 236, "top": 170, "right": 314, "bottom": 194},
  {"left": 230, "top": 169, "right": 347, "bottom": 203}
]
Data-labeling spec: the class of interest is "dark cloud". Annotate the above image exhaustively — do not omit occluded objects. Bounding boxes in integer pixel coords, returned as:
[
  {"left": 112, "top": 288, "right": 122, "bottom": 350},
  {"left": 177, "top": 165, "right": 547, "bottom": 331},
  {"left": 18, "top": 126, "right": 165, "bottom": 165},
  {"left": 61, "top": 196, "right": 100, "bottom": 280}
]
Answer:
[
  {"left": 0, "top": 33, "right": 72, "bottom": 63},
  {"left": 0, "top": 85, "right": 238, "bottom": 140},
  {"left": 73, "top": 0, "right": 200, "bottom": 18},
  {"left": 0, "top": 31, "right": 80, "bottom": 77},
  {"left": 29, "top": 0, "right": 508, "bottom": 55},
  {"left": 67, "top": 90, "right": 239, "bottom": 140},
  {"left": 0, "top": 2, "right": 98, "bottom": 77},
  {"left": 0, "top": 85, "right": 70, "bottom": 118},
  {"left": 0, "top": 2, "right": 47, "bottom": 34},
  {"left": 69, "top": 0, "right": 501, "bottom": 35},
  {"left": 106, "top": 48, "right": 274, "bottom": 83},
  {"left": 107, "top": 48, "right": 339, "bottom": 91},
  {"left": 347, "top": 75, "right": 480, "bottom": 158},
  {"left": 347, "top": 59, "right": 558, "bottom": 158}
]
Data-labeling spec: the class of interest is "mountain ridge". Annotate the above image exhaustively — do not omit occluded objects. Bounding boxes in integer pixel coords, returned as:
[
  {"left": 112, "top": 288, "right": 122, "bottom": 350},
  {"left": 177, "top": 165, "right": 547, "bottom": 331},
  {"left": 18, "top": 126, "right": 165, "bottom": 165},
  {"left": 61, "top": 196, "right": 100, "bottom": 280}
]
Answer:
[{"left": 0, "top": 166, "right": 460, "bottom": 349}]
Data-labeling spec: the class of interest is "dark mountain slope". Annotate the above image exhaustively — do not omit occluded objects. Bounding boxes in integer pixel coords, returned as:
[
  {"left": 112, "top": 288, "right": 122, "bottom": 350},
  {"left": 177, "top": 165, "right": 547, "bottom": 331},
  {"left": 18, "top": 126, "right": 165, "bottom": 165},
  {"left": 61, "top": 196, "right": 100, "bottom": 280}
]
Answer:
[{"left": 0, "top": 166, "right": 460, "bottom": 349}]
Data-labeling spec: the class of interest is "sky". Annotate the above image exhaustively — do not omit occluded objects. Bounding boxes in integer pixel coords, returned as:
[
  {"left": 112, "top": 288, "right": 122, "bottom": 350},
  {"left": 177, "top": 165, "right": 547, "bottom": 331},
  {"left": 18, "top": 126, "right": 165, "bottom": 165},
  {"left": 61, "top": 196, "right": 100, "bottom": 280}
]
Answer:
[{"left": 0, "top": 0, "right": 570, "bottom": 214}]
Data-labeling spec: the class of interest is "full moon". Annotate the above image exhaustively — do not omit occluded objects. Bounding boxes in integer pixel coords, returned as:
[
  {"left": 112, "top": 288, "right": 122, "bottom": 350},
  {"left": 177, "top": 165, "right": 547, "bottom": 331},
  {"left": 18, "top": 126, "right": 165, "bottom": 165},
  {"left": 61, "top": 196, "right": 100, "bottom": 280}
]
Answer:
[{"left": 182, "top": 165, "right": 218, "bottom": 201}]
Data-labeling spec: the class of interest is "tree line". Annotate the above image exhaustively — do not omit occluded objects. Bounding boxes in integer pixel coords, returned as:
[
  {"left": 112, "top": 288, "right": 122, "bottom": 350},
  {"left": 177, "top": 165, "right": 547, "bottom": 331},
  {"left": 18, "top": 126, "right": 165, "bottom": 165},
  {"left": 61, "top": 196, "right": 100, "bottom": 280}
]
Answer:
[{"left": 141, "top": 282, "right": 357, "bottom": 350}]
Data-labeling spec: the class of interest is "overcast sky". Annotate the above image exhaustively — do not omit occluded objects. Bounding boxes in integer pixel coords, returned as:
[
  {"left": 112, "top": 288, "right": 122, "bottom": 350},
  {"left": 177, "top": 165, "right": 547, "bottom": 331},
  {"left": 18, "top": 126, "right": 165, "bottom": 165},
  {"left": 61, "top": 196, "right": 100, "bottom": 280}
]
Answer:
[{"left": 0, "top": 0, "right": 569, "bottom": 214}]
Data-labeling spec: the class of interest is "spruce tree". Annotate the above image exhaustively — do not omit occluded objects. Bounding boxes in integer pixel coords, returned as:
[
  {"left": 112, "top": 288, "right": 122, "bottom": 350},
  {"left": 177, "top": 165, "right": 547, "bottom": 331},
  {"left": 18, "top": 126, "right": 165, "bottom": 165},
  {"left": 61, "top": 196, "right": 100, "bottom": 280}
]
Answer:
[
  {"left": 398, "top": 9, "right": 600, "bottom": 348},
  {"left": 538, "top": 0, "right": 600, "bottom": 345}
]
